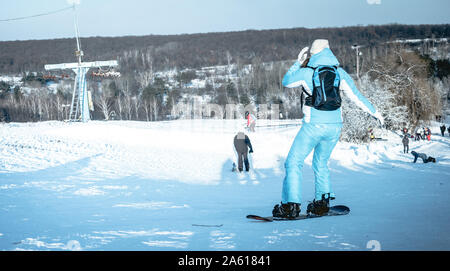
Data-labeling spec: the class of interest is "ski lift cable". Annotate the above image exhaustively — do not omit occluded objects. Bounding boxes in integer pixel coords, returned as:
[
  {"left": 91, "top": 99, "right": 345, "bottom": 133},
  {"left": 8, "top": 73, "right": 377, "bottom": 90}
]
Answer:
[{"left": 0, "top": 6, "right": 73, "bottom": 22}]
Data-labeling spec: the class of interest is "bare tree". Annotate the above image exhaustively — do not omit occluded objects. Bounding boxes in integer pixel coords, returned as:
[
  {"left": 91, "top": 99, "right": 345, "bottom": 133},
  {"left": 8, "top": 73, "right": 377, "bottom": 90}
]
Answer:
[
  {"left": 123, "top": 82, "right": 133, "bottom": 120},
  {"left": 133, "top": 95, "right": 141, "bottom": 120},
  {"left": 136, "top": 70, "right": 153, "bottom": 90},
  {"left": 152, "top": 98, "right": 158, "bottom": 121},
  {"left": 114, "top": 78, "right": 133, "bottom": 120},
  {"left": 95, "top": 83, "right": 113, "bottom": 120},
  {"left": 116, "top": 92, "right": 124, "bottom": 120},
  {"left": 142, "top": 99, "right": 151, "bottom": 121},
  {"left": 367, "top": 50, "right": 441, "bottom": 129}
]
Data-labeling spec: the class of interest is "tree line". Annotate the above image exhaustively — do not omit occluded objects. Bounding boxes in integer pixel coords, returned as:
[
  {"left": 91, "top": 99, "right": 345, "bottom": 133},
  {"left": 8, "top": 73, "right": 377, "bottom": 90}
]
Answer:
[
  {"left": 0, "top": 24, "right": 449, "bottom": 75},
  {"left": 1, "top": 46, "right": 449, "bottom": 125}
]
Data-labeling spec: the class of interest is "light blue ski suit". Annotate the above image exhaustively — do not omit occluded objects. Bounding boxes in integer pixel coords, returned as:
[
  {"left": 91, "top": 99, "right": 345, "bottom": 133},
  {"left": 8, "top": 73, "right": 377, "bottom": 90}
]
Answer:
[{"left": 281, "top": 47, "right": 379, "bottom": 204}]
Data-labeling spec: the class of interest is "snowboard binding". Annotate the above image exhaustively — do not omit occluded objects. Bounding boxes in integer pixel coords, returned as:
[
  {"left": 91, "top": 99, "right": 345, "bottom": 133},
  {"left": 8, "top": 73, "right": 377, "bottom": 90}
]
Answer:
[
  {"left": 306, "top": 193, "right": 333, "bottom": 216},
  {"left": 272, "top": 202, "right": 301, "bottom": 219}
]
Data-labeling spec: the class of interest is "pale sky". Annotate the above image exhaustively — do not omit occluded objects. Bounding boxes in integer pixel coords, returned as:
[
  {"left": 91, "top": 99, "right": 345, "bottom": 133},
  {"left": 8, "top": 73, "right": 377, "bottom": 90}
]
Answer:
[{"left": 0, "top": 0, "right": 449, "bottom": 41}]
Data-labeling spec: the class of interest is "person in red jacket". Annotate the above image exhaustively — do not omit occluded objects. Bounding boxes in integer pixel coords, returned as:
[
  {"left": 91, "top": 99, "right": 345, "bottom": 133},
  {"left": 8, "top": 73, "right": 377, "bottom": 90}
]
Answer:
[{"left": 245, "top": 111, "right": 256, "bottom": 132}]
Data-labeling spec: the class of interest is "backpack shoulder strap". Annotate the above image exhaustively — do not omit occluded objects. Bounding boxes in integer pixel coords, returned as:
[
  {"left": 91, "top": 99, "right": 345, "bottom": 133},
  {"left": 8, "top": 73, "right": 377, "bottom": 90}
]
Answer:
[
  {"left": 301, "top": 86, "right": 311, "bottom": 97},
  {"left": 332, "top": 66, "right": 340, "bottom": 87},
  {"left": 312, "top": 65, "right": 323, "bottom": 88}
]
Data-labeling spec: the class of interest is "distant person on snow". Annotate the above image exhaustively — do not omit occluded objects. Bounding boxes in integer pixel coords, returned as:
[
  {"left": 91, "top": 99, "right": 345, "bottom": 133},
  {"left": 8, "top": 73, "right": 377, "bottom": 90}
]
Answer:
[
  {"left": 440, "top": 124, "right": 446, "bottom": 137},
  {"left": 369, "top": 129, "right": 375, "bottom": 141},
  {"left": 411, "top": 151, "right": 436, "bottom": 163},
  {"left": 402, "top": 134, "right": 409, "bottom": 153},
  {"left": 233, "top": 131, "right": 254, "bottom": 172},
  {"left": 402, "top": 127, "right": 411, "bottom": 140},
  {"left": 402, "top": 128, "right": 408, "bottom": 136},
  {"left": 447, "top": 126, "right": 450, "bottom": 136},
  {"left": 272, "top": 39, "right": 384, "bottom": 219},
  {"left": 423, "top": 127, "right": 430, "bottom": 138},
  {"left": 245, "top": 111, "right": 256, "bottom": 132},
  {"left": 415, "top": 130, "right": 421, "bottom": 141}
]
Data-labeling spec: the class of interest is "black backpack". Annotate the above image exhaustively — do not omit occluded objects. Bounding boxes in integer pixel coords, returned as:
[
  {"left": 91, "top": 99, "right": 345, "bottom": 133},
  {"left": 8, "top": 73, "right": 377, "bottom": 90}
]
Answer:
[{"left": 304, "top": 65, "right": 341, "bottom": 111}]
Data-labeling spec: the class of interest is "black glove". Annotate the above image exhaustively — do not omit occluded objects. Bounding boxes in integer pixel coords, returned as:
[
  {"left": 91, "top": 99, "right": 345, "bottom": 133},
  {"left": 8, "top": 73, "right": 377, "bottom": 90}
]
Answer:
[{"left": 249, "top": 149, "right": 254, "bottom": 153}]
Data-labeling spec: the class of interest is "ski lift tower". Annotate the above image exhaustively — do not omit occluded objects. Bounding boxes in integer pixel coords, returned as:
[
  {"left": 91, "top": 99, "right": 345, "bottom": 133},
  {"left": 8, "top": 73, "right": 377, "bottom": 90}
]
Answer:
[
  {"left": 351, "top": 44, "right": 363, "bottom": 80},
  {"left": 44, "top": 3, "right": 118, "bottom": 122}
]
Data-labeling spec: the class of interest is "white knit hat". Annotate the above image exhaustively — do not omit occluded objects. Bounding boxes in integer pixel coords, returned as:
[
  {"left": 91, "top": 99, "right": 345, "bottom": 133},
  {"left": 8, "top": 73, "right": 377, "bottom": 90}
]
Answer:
[{"left": 310, "top": 39, "right": 330, "bottom": 55}]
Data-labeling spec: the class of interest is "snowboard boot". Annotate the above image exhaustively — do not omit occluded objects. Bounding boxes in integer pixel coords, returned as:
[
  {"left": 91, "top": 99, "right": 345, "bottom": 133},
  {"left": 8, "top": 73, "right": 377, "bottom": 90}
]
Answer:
[
  {"left": 306, "top": 193, "right": 331, "bottom": 216},
  {"left": 427, "top": 157, "right": 436, "bottom": 163},
  {"left": 272, "top": 202, "right": 301, "bottom": 219}
]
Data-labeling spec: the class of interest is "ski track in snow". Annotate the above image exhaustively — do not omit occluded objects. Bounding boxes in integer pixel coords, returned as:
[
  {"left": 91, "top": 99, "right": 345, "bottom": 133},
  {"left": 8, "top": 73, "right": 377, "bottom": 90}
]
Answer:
[{"left": 1, "top": 120, "right": 450, "bottom": 251}]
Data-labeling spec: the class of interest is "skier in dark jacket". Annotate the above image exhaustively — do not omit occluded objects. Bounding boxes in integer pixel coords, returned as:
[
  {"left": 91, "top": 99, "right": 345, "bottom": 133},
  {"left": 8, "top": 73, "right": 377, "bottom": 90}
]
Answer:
[
  {"left": 440, "top": 124, "right": 446, "bottom": 136},
  {"left": 448, "top": 126, "right": 450, "bottom": 136},
  {"left": 233, "top": 132, "right": 254, "bottom": 172},
  {"left": 414, "top": 130, "right": 421, "bottom": 141},
  {"left": 411, "top": 151, "right": 436, "bottom": 163},
  {"left": 402, "top": 135, "right": 409, "bottom": 153}
]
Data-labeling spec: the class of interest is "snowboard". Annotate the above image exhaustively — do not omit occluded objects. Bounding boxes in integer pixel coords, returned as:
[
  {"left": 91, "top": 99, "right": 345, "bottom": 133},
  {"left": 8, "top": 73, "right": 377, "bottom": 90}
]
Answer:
[{"left": 246, "top": 205, "right": 350, "bottom": 222}]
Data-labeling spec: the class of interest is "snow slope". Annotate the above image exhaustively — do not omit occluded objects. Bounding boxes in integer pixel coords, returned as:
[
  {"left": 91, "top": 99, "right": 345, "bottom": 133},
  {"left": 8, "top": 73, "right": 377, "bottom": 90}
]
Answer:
[{"left": 0, "top": 120, "right": 449, "bottom": 251}]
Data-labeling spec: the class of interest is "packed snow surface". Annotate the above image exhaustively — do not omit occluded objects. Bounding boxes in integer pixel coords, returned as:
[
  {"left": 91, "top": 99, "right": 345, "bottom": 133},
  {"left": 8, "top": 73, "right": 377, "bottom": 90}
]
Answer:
[{"left": 0, "top": 120, "right": 449, "bottom": 251}]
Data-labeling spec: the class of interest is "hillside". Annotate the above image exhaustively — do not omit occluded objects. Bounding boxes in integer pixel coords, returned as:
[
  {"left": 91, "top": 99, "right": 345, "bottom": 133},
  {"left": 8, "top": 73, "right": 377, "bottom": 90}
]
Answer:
[{"left": 0, "top": 24, "right": 449, "bottom": 75}]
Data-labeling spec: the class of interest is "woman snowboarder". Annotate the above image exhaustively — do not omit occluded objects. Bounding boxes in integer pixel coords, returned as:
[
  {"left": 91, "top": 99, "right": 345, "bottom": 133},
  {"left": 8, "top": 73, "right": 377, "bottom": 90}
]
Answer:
[{"left": 272, "top": 39, "right": 384, "bottom": 218}]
